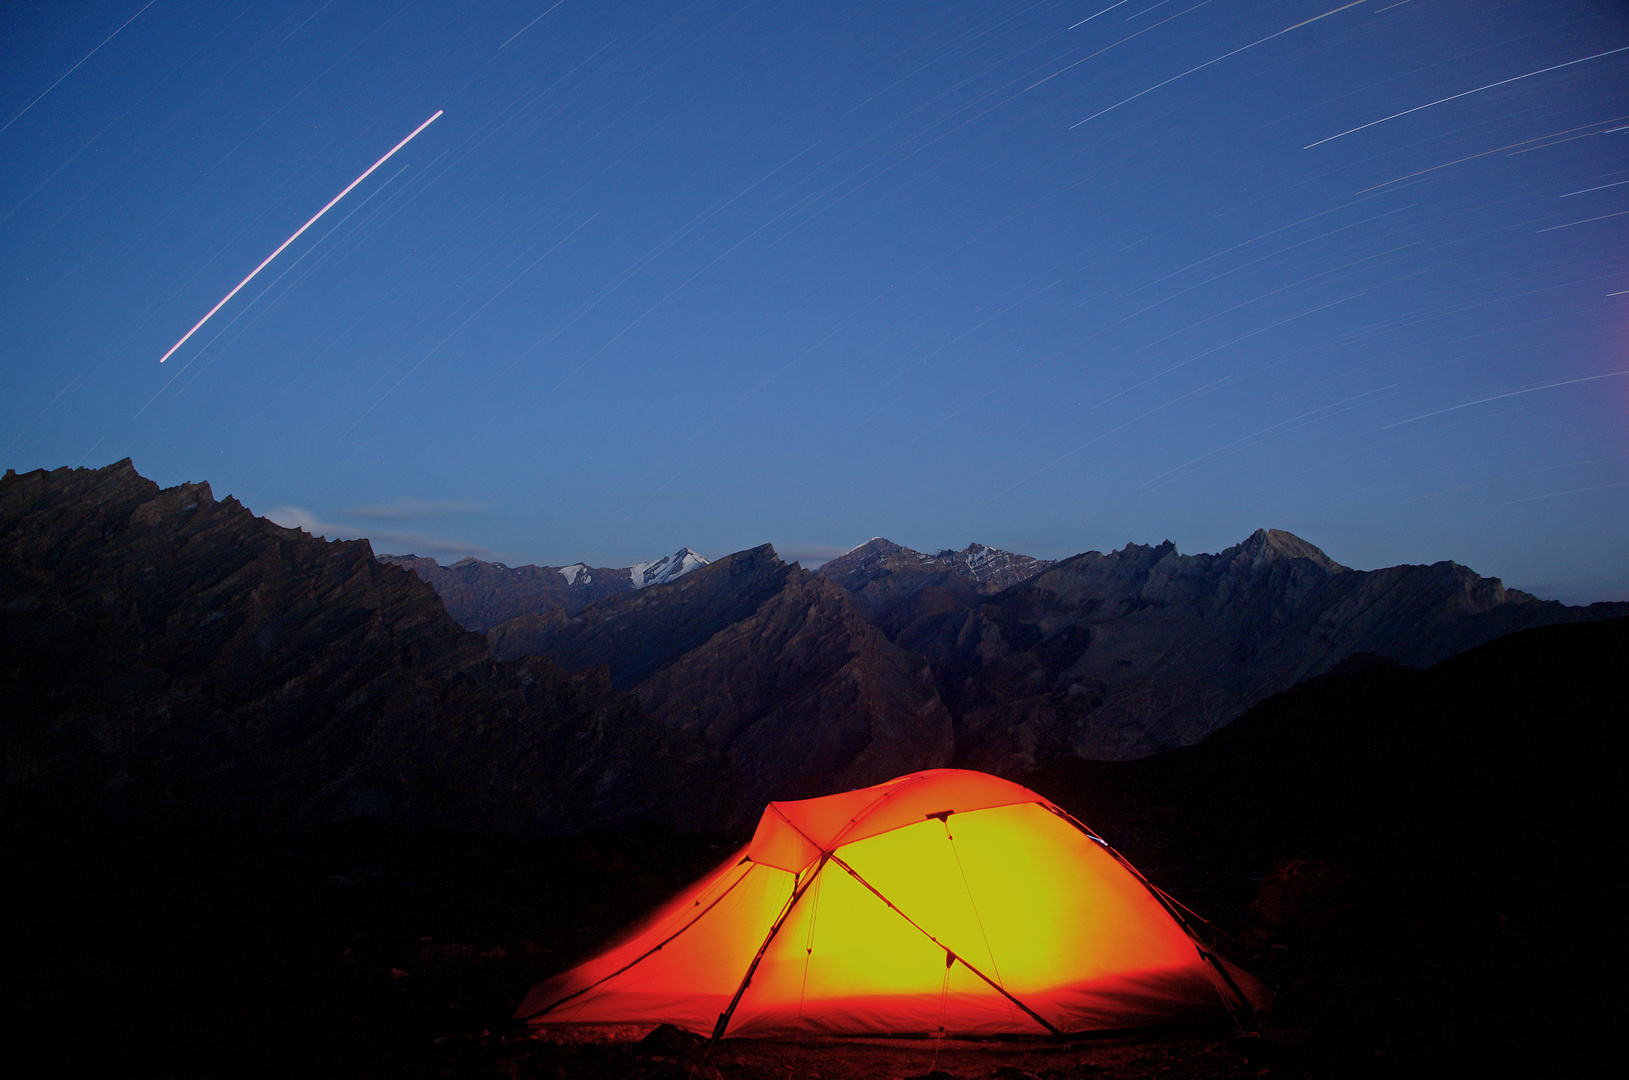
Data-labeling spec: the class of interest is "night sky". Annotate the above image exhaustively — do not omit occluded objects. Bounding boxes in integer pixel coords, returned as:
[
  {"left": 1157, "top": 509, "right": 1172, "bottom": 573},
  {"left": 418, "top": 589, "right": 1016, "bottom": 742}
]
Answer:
[{"left": 2, "top": 1, "right": 1625, "bottom": 601}]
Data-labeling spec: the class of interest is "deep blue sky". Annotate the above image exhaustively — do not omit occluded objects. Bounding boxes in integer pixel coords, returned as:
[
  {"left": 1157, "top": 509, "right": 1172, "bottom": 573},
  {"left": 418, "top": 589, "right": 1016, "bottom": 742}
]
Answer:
[{"left": 2, "top": 1, "right": 1625, "bottom": 601}]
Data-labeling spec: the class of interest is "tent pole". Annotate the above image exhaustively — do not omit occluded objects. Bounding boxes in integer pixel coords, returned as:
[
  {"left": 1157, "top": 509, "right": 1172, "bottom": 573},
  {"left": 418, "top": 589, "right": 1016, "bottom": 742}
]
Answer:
[
  {"left": 520, "top": 859, "right": 756, "bottom": 1021},
  {"left": 827, "top": 853, "right": 1062, "bottom": 1038},
  {"left": 709, "top": 854, "right": 830, "bottom": 1045},
  {"left": 1044, "top": 805, "right": 1259, "bottom": 1027}
]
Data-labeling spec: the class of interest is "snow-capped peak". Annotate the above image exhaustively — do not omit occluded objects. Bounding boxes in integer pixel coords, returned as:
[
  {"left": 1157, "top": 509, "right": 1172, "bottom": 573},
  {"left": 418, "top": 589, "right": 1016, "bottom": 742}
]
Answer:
[
  {"left": 629, "top": 547, "right": 709, "bottom": 588},
  {"left": 558, "top": 563, "right": 591, "bottom": 586}
]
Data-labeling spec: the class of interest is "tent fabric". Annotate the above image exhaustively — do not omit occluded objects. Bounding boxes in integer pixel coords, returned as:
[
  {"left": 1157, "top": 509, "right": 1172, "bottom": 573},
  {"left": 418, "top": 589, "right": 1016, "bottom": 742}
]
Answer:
[{"left": 517, "top": 769, "right": 1268, "bottom": 1038}]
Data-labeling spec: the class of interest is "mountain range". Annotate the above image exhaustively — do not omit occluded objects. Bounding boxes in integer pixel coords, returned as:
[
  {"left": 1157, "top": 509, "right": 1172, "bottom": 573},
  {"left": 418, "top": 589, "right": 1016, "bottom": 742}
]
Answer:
[
  {"left": 4, "top": 460, "right": 1624, "bottom": 833},
  {"left": 379, "top": 546, "right": 706, "bottom": 631},
  {"left": 487, "top": 545, "right": 953, "bottom": 816},
  {"left": 851, "top": 528, "right": 1623, "bottom": 766},
  {"left": 421, "top": 527, "right": 1626, "bottom": 781},
  {"left": 1, "top": 461, "right": 732, "bottom": 833}
]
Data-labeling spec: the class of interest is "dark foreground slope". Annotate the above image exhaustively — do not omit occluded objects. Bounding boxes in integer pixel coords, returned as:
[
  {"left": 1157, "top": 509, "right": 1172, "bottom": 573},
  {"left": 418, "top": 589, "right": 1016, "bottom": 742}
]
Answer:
[
  {"left": 1027, "top": 615, "right": 1629, "bottom": 1078},
  {"left": 8, "top": 616, "right": 1619, "bottom": 1079},
  {"left": 0, "top": 461, "right": 733, "bottom": 832}
]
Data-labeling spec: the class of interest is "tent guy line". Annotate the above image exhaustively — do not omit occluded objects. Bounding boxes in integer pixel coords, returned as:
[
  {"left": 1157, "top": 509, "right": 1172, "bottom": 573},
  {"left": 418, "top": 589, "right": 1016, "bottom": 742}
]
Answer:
[{"left": 157, "top": 110, "right": 443, "bottom": 363}]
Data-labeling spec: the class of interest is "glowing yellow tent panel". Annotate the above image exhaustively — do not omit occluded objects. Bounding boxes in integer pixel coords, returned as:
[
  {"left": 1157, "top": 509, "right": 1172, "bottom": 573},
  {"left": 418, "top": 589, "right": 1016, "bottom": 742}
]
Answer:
[{"left": 517, "top": 769, "right": 1268, "bottom": 1038}]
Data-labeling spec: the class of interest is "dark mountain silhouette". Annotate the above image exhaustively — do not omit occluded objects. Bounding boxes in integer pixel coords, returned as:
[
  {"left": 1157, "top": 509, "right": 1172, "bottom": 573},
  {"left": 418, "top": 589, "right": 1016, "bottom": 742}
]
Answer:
[
  {"left": 487, "top": 545, "right": 795, "bottom": 688},
  {"left": 381, "top": 546, "right": 707, "bottom": 632},
  {"left": 488, "top": 546, "right": 952, "bottom": 819},
  {"left": 632, "top": 570, "right": 953, "bottom": 815},
  {"left": 8, "top": 460, "right": 1622, "bottom": 842},
  {"left": 1, "top": 461, "right": 733, "bottom": 833},
  {"left": 423, "top": 526, "right": 1621, "bottom": 796},
  {"left": 868, "top": 528, "right": 1626, "bottom": 770},
  {"left": 815, "top": 537, "right": 1054, "bottom": 617},
  {"left": 378, "top": 554, "right": 634, "bottom": 629}
]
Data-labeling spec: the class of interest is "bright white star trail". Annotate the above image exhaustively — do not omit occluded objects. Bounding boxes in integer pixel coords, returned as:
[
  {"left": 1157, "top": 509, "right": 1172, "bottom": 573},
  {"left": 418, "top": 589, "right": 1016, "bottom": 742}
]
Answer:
[{"left": 158, "top": 110, "right": 442, "bottom": 364}]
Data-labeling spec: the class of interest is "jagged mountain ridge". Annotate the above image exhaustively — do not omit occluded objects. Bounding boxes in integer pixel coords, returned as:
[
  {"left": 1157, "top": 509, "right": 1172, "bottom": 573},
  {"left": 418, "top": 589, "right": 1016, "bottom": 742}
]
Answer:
[
  {"left": 9, "top": 460, "right": 1622, "bottom": 839},
  {"left": 630, "top": 547, "right": 709, "bottom": 589},
  {"left": 634, "top": 570, "right": 954, "bottom": 816},
  {"left": 487, "top": 546, "right": 953, "bottom": 818},
  {"left": 878, "top": 528, "right": 1628, "bottom": 770},
  {"left": 488, "top": 545, "right": 796, "bottom": 690},
  {"left": 378, "top": 555, "right": 629, "bottom": 630},
  {"left": 815, "top": 538, "right": 1054, "bottom": 617},
  {"left": 426, "top": 525, "right": 1623, "bottom": 787},
  {"left": 381, "top": 547, "right": 707, "bottom": 632},
  {"left": 1, "top": 461, "right": 734, "bottom": 833}
]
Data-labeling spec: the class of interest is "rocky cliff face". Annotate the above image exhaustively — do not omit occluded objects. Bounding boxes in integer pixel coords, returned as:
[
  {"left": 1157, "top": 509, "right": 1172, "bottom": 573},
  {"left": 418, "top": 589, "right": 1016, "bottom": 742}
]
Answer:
[
  {"left": 816, "top": 538, "right": 1054, "bottom": 617},
  {"left": 634, "top": 572, "right": 954, "bottom": 817},
  {"left": 1, "top": 461, "right": 734, "bottom": 833},
  {"left": 379, "top": 554, "right": 634, "bottom": 630},
  {"left": 12, "top": 461, "right": 1618, "bottom": 836},
  {"left": 490, "top": 545, "right": 953, "bottom": 820},
  {"left": 487, "top": 545, "right": 796, "bottom": 688},
  {"left": 876, "top": 528, "right": 1627, "bottom": 770}
]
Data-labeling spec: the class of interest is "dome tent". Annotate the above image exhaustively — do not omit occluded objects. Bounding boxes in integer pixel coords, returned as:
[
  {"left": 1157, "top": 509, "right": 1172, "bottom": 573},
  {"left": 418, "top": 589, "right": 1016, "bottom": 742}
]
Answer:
[{"left": 517, "top": 769, "right": 1268, "bottom": 1039}]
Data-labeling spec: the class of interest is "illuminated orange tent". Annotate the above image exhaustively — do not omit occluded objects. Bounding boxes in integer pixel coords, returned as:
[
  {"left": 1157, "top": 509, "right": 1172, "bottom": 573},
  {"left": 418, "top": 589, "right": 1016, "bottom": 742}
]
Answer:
[{"left": 517, "top": 769, "right": 1268, "bottom": 1039}]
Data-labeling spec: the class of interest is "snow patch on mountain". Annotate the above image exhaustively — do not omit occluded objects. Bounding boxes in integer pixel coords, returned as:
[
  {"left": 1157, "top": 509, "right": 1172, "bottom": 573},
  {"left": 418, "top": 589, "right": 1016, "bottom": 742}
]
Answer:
[
  {"left": 558, "top": 563, "right": 591, "bottom": 586},
  {"left": 629, "top": 547, "right": 709, "bottom": 588}
]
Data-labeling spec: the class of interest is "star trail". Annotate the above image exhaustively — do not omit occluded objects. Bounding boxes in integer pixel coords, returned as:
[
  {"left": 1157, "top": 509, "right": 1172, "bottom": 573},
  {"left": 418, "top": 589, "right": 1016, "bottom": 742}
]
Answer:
[{"left": 1, "top": 0, "right": 1624, "bottom": 600}]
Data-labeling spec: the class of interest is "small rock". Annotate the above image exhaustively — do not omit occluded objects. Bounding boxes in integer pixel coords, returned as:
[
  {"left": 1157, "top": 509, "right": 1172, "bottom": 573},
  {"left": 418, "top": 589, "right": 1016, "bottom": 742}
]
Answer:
[{"left": 638, "top": 1023, "right": 704, "bottom": 1057}]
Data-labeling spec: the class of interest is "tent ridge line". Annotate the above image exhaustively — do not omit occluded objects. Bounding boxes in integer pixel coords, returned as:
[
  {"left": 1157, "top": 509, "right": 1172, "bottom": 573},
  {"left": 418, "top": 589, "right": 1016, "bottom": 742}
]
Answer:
[
  {"left": 520, "top": 862, "right": 756, "bottom": 1021},
  {"left": 832, "top": 794, "right": 1046, "bottom": 849},
  {"left": 768, "top": 802, "right": 828, "bottom": 867},
  {"left": 825, "top": 851, "right": 1063, "bottom": 1038},
  {"left": 825, "top": 773, "right": 932, "bottom": 848}
]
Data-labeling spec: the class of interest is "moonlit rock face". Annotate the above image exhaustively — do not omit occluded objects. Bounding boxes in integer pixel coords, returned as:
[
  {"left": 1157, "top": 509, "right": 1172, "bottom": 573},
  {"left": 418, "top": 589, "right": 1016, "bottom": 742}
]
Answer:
[{"left": 629, "top": 547, "right": 709, "bottom": 588}]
